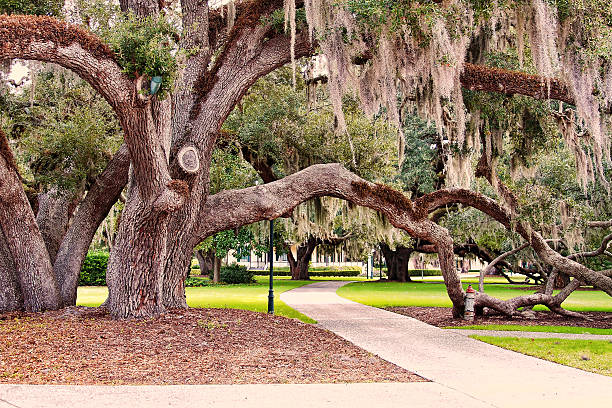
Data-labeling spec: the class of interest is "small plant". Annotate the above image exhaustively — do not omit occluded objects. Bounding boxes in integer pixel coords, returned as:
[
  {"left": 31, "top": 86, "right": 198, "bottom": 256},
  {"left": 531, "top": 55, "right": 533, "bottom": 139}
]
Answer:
[
  {"left": 105, "top": 13, "right": 178, "bottom": 99},
  {"left": 197, "top": 319, "right": 228, "bottom": 330},
  {"left": 219, "top": 263, "right": 255, "bottom": 284}
]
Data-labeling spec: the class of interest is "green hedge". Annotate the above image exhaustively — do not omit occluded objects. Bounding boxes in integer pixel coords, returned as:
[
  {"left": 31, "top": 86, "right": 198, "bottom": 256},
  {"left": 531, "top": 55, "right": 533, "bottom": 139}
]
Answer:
[
  {"left": 220, "top": 264, "right": 255, "bottom": 284},
  {"left": 79, "top": 252, "right": 109, "bottom": 286},
  {"left": 253, "top": 270, "right": 361, "bottom": 277}
]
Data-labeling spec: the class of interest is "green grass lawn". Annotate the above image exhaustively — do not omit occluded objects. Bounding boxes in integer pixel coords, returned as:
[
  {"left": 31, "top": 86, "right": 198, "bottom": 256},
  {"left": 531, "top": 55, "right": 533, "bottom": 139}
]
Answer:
[
  {"left": 472, "top": 336, "right": 612, "bottom": 377},
  {"left": 336, "top": 280, "right": 612, "bottom": 312},
  {"left": 77, "top": 276, "right": 317, "bottom": 323},
  {"left": 445, "top": 325, "right": 612, "bottom": 335}
]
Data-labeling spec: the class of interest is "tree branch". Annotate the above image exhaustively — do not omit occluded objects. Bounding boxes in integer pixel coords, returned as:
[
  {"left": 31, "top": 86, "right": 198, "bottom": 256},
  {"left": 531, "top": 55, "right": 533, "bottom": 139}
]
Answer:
[
  {"left": 461, "top": 63, "right": 574, "bottom": 106},
  {"left": 0, "top": 15, "right": 133, "bottom": 112}
]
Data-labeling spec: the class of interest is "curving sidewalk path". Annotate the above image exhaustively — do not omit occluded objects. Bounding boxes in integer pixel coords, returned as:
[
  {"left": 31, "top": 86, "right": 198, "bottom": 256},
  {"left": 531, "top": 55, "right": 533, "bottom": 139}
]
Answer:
[{"left": 281, "top": 281, "right": 612, "bottom": 408}]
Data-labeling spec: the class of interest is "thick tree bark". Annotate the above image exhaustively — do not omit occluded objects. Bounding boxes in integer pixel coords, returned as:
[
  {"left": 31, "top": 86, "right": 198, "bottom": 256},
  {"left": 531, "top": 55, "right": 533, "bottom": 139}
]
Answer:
[
  {"left": 0, "top": 231, "right": 23, "bottom": 312},
  {"left": 106, "top": 191, "right": 172, "bottom": 319},
  {"left": 36, "top": 187, "right": 79, "bottom": 264},
  {"left": 380, "top": 243, "right": 413, "bottom": 282},
  {"left": 0, "top": 131, "right": 61, "bottom": 312}
]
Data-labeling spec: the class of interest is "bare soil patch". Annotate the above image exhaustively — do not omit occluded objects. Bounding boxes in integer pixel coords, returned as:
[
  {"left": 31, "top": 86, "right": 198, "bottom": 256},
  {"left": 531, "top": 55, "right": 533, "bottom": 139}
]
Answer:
[
  {"left": 387, "top": 307, "right": 612, "bottom": 329},
  {"left": 0, "top": 307, "right": 422, "bottom": 385}
]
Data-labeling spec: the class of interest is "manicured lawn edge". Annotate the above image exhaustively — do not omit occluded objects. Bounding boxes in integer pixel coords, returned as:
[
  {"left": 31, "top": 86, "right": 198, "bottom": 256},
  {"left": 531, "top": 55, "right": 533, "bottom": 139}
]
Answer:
[
  {"left": 471, "top": 336, "right": 612, "bottom": 377},
  {"left": 445, "top": 325, "right": 612, "bottom": 335}
]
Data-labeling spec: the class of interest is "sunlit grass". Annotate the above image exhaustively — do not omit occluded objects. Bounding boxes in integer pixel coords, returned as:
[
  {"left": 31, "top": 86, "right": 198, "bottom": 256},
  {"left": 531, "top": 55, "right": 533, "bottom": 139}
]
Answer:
[
  {"left": 77, "top": 276, "right": 316, "bottom": 323},
  {"left": 472, "top": 336, "right": 612, "bottom": 377},
  {"left": 337, "top": 280, "right": 612, "bottom": 312}
]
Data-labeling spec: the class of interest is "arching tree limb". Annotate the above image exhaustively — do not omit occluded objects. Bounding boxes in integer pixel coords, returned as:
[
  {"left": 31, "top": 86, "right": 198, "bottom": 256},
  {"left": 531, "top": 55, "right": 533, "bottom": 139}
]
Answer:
[
  {"left": 197, "top": 163, "right": 466, "bottom": 315},
  {"left": 0, "top": 15, "right": 132, "bottom": 113}
]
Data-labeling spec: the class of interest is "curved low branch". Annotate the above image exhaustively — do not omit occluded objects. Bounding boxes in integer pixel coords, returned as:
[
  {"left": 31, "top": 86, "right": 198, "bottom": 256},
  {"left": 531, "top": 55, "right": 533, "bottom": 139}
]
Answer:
[
  {"left": 479, "top": 242, "right": 530, "bottom": 291},
  {"left": 568, "top": 233, "right": 612, "bottom": 260},
  {"left": 199, "top": 163, "right": 465, "bottom": 314},
  {"left": 588, "top": 220, "right": 612, "bottom": 228}
]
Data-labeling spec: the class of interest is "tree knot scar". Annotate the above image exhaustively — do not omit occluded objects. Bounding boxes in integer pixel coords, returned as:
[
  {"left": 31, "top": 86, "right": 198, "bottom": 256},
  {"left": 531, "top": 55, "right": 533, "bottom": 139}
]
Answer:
[{"left": 177, "top": 145, "right": 200, "bottom": 174}]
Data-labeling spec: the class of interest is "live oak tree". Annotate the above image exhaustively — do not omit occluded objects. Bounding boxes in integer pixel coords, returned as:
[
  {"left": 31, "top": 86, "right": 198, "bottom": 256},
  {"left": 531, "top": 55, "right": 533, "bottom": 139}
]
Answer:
[{"left": 1, "top": 0, "right": 612, "bottom": 319}]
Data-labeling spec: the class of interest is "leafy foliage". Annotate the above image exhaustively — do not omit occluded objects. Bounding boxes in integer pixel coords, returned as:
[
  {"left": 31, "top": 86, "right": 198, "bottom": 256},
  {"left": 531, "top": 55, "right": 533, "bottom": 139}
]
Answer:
[
  {"left": 395, "top": 114, "right": 440, "bottom": 196},
  {"left": 1, "top": 67, "right": 122, "bottom": 192},
  {"left": 185, "top": 277, "right": 211, "bottom": 287},
  {"left": 103, "top": 13, "right": 178, "bottom": 99},
  {"left": 79, "top": 251, "right": 109, "bottom": 286},
  {"left": 0, "top": 0, "right": 62, "bottom": 16},
  {"left": 219, "top": 264, "right": 255, "bottom": 284}
]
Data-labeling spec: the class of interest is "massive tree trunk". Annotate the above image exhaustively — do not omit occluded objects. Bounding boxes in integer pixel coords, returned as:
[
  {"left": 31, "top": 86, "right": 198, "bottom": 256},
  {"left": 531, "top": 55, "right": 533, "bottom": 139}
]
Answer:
[
  {"left": 161, "top": 13, "right": 315, "bottom": 309},
  {"left": 0, "top": 130, "right": 61, "bottom": 312},
  {"left": 380, "top": 243, "right": 413, "bottom": 282},
  {"left": 0, "top": 231, "right": 23, "bottom": 312},
  {"left": 106, "top": 192, "right": 172, "bottom": 318},
  {"left": 287, "top": 236, "right": 318, "bottom": 280}
]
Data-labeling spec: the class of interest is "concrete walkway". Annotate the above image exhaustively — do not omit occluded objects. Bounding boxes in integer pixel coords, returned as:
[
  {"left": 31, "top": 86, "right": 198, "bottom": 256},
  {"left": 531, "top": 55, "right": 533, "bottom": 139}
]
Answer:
[
  {"left": 281, "top": 281, "right": 612, "bottom": 408},
  {"left": 0, "top": 383, "right": 489, "bottom": 408}
]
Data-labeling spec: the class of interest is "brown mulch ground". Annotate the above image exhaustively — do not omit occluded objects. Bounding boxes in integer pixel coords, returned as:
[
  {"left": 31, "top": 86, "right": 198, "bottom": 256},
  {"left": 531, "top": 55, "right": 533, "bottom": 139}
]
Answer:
[
  {"left": 387, "top": 307, "right": 612, "bottom": 329},
  {"left": 0, "top": 307, "right": 422, "bottom": 385}
]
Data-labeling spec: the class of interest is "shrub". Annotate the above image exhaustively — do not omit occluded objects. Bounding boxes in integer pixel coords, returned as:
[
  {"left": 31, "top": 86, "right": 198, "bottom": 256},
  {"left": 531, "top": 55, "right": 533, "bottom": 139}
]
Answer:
[
  {"left": 185, "top": 277, "right": 210, "bottom": 287},
  {"left": 220, "top": 264, "right": 255, "bottom": 284},
  {"left": 79, "top": 251, "right": 109, "bottom": 286}
]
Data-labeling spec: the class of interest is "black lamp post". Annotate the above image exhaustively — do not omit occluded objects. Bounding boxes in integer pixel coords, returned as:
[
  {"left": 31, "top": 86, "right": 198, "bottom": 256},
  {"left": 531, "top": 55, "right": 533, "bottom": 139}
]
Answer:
[{"left": 268, "top": 219, "right": 274, "bottom": 314}]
